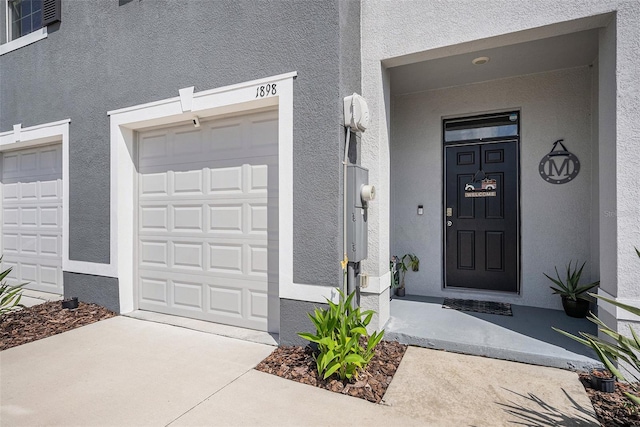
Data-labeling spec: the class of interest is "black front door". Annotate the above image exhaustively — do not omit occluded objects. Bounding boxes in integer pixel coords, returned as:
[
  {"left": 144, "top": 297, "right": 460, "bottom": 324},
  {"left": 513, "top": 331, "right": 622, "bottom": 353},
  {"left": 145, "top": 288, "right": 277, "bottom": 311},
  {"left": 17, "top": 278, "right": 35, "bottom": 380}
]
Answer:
[{"left": 444, "top": 140, "right": 519, "bottom": 292}]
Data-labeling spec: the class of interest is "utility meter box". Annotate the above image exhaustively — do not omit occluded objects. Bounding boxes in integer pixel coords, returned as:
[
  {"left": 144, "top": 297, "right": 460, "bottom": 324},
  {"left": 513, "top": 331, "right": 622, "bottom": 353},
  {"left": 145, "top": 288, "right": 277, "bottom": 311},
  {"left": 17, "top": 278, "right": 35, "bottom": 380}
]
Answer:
[
  {"left": 343, "top": 93, "right": 370, "bottom": 132},
  {"left": 347, "top": 165, "right": 375, "bottom": 263}
]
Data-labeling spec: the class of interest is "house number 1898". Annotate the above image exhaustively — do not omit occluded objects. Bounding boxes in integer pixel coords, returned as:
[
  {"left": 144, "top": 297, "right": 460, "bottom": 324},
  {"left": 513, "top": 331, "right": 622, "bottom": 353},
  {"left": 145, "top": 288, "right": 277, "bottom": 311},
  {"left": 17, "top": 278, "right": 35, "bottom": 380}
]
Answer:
[{"left": 255, "top": 83, "right": 277, "bottom": 98}]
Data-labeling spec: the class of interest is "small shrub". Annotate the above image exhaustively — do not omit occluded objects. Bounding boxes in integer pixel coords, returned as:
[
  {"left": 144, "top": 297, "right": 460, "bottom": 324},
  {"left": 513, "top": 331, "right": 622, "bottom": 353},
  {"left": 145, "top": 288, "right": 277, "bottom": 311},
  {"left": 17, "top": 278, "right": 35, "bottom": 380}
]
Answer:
[
  {"left": 298, "top": 289, "right": 384, "bottom": 381},
  {"left": 0, "top": 259, "right": 25, "bottom": 315}
]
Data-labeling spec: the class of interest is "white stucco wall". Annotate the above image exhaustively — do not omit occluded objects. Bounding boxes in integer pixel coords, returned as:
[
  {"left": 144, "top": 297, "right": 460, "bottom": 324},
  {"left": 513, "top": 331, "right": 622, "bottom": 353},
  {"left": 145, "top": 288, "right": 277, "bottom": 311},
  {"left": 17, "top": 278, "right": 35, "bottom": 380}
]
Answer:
[
  {"left": 361, "top": 1, "right": 640, "bottom": 325},
  {"left": 391, "top": 66, "right": 594, "bottom": 310}
]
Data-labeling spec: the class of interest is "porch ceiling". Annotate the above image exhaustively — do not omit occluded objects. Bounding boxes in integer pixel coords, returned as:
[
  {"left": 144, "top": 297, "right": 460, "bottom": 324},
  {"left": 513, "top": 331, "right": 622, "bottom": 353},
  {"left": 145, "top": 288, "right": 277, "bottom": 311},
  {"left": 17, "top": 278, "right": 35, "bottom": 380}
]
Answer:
[{"left": 390, "top": 29, "right": 599, "bottom": 96}]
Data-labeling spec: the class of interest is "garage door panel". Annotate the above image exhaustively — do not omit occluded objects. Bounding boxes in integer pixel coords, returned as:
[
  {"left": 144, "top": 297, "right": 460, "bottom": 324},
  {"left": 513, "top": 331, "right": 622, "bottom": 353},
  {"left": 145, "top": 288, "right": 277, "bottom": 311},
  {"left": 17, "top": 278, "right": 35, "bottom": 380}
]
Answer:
[
  {"left": 40, "top": 234, "right": 60, "bottom": 255},
  {"left": 3, "top": 183, "right": 18, "bottom": 200},
  {"left": 140, "top": 206, "right": 169, "bottom": 231},
  {"left": 40, "top": 265, "right": 60, "bottom": 288},
  {"left": 209, "top": 166, "right": 243, "bottom": 194},
  {"left": 39, "top": 180, "right": 61, "bottom": 199},
  {"left": 174, "top": 170, "right": 204, "bottom": 195},
  {"left": 20, "top": 152, "right": 38, "bottom": 172},
  {"left": 249, "top": 246, "right": 268, "bottom": 277},
  {"left": 3, "top": 233, "right": 19, "bottom": 253},
  {"left": 173, "top": 280, "right": 203, "bottom": 310},
  {"left": 173, "top": 241, "right": 204, "bottom": 270},
  {"left": 21, "top": 182, "right": 38, "bottom": 199},
  {"left": 140, "top": 277, "right": 168, "bottom": 303},
  {"left": 137, "top": 111, "right": 277, "bottom": 332},
  {"left": 40, "top": 207, "right": 60, "bottom": 227},
  {"left": 139, "top": 133, "right": 169, "bottom": 165},
  {"left": 209, "top": 243, "right": 243, "bottom": 274},
  {"left": 140, "top": 172, "right": 169, "bottom": 196},
  {"left": 3, "top": 208, "right": 19, "bottom": 226},
  {"left": 140, "top": 240, "right": 169, "bottom": 267},
  {"left": 20, "top": 208, "right": 38, "bottom": 226},
  {"left": 3, "top": 153, "right": 18, "bottom": 173},
  {"left": 208, "top": 123, "right": 243, "bottom": 154},
  {"left": 3, "top": 260, "right": 19, "bottom": 282},
  {"left": 172, "top": 205, "right": 203, "bottom": 232},
  {"left": 248, "top": 164, "right": 269, "bottom": 193},
  {"left": 249, "top": 205, "right": 268, "bottom": 234},
  {"left": 208, "top": 286, "right": 242, "bottom": 316},
  {"left": 38, "top": 147, "right": 61, "bottom": 171},
  {"left": 249, "top": 291, "right": 268, "bottom": 319},
  {"left": 173, "top": 129, "right": 203, "bottom": 156},
  {"left": 20, "top": 234, "right": 38, "bottom": 253},
  {"left": 21, "top": 262, "right": 37, "bottom": 282},
  {"left": 209, "top": 204, "right": 243, "bottom": 233}
]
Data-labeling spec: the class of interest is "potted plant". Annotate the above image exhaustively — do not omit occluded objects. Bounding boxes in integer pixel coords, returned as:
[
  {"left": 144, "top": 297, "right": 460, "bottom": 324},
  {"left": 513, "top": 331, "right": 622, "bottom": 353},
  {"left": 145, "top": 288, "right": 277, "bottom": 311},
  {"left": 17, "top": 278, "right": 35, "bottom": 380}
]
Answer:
[
  {"left": 590, "top": 368, "right": 616, "bottom": 393},
  {"left": 391, "top": 254, "right": 419, "bottom": 297},
  {"left": 545, "top": 260, "right": 599, "bottom": 318}
]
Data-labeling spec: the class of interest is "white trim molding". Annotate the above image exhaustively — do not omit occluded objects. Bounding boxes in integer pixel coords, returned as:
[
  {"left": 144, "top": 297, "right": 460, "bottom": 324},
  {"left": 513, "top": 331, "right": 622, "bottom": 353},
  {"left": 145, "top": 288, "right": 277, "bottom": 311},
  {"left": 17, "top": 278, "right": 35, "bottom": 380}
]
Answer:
[
  {"left": 0, "top": 27, "right": 47, "bottom": 56},
  {"left": 108, "top": 72, "right": 334, "bottom": 313},
  {"left": 0, "top": 119, "right": 118, "bottom": 279},
  {"left": 0, "top": 120, "right": 69, "bottom": 284},
  {"left": 597, "top": 289, "right": 640, "bottom": 323}
]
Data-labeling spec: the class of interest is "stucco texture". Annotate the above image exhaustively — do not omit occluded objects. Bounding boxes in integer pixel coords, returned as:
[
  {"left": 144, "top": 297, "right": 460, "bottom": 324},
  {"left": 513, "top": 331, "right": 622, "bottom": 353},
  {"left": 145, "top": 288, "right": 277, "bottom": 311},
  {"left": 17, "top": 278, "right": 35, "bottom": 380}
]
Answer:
[{"left": 0, "top": 1, "right": 361, "bottom": 295}]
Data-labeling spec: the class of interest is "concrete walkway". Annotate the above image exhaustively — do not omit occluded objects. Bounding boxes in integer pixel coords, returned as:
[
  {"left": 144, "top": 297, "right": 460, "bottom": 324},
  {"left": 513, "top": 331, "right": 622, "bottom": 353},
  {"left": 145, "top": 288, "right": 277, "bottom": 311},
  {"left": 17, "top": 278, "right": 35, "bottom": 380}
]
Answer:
[
  {"left": 0, "top": 317, "right": 598, "bottom": 426},
  {"left": 386, "top": 295, "right": 602, "bottom": 371}
]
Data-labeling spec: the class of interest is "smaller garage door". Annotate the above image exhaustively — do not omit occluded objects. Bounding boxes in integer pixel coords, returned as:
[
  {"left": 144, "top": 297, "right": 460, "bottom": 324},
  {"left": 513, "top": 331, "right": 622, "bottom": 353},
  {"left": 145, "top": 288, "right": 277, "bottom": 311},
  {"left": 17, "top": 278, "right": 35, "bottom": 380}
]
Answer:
[
  {"left": 1, "top": 145, "right": 63, "bottom": 294},
  {"left": 137, "top": 110, "right": 278, "bottom": 332}
]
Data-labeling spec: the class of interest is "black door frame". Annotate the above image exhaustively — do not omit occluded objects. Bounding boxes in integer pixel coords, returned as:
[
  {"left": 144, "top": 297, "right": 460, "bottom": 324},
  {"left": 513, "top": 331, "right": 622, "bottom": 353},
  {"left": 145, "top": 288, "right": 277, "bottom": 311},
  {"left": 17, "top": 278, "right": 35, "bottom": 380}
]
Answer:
[{"left": 441, "top": 111, "right": 522, "bottom": 294}]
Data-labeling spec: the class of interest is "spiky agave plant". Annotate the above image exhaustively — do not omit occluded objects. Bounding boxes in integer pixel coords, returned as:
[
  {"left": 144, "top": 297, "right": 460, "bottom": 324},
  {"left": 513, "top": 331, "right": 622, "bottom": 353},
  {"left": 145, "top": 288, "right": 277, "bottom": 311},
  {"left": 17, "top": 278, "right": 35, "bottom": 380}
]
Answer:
[
  {"left": 545, "top": 260, "right": 599, "bottom": 301},
  {"left": 554, "top": 248, "right": 640, "bottom": 406}
]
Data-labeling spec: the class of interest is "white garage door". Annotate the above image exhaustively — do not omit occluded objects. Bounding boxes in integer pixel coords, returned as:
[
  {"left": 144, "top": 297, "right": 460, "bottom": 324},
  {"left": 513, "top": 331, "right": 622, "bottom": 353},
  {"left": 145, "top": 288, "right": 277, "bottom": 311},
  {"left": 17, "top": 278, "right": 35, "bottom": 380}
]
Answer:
[
  {"left": 137, "top": 110, "right": 279, "bottom": 332},
  {"left": 1, "top": 145, "right": 63, "bottom": 294}
]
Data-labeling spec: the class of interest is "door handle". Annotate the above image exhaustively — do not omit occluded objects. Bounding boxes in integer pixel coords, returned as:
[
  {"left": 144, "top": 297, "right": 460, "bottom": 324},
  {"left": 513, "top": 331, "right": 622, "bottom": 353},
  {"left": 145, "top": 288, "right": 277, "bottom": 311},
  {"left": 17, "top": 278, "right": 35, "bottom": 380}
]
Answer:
[{"left": 447, "top": 220, "right": 453, "bottom": 227}]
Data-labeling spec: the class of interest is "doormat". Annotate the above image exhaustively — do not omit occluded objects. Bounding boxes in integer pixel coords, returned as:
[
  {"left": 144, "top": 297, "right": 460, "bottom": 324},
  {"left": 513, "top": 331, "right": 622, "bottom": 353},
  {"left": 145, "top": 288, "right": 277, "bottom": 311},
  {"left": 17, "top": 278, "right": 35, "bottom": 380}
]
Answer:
[{"left": 442, "top": 298, "right": 512, "bottom": 316}]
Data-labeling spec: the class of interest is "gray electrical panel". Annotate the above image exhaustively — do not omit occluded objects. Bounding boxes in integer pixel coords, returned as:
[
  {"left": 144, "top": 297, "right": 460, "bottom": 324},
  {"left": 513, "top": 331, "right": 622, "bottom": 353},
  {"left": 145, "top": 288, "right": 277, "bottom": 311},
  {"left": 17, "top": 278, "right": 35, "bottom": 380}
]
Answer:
[{"left": 346, "top": 164, "right": 370, "bottom": 263}]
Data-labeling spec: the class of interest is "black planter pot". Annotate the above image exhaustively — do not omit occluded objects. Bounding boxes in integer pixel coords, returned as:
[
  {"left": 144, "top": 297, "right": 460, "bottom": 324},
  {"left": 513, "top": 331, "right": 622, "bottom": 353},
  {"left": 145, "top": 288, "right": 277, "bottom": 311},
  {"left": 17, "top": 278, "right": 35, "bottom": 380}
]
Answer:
[
  {"left": 61, "top": 297, "right": 79, "bottom": 310},
  {"left": 561, "top": 296, "right": 590, "bottom": 318},
  {"left": 395, "top": 288, "right": 406, "bottom": 297},
  {"left": 590, "top": 369, "right": 616, "bottom": 393}
]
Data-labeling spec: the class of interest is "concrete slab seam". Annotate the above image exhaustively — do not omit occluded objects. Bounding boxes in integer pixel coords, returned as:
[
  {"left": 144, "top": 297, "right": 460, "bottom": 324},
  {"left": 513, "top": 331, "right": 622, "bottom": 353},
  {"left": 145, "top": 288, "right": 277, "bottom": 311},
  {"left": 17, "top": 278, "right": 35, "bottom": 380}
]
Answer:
[{"left": 164, "top": 366, "right": 257, "bottom": 427}]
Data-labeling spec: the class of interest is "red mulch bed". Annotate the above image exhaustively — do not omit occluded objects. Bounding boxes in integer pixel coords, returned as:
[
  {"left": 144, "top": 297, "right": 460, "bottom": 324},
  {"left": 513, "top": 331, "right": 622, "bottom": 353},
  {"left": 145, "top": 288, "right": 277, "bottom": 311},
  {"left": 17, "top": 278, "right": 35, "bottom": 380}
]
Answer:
[
  {"left": 578, "top": 372, "right": 640, "bottom": 426},
  {"left": 0, "top": 301, "right": 116, "bottom": 351},
  {"left": 255, "top": 340, "right": 407, "bottom": 403}
]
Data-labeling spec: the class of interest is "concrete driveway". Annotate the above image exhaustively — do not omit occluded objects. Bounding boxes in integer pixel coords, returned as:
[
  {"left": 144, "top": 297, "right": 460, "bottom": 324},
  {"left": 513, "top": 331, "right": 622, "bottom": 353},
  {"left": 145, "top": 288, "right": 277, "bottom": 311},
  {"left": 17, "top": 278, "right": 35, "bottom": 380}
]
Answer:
[{"left": 0, "top": 316, "right": 598, "bottom": 426}]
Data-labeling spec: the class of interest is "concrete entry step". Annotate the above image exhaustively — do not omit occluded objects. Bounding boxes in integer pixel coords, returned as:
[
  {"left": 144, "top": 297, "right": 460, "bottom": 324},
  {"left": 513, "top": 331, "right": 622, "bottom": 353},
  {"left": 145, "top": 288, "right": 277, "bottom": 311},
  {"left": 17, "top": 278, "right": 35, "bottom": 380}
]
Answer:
[{"left": 384, "top": 295, "right": 602, "bottom": 371}]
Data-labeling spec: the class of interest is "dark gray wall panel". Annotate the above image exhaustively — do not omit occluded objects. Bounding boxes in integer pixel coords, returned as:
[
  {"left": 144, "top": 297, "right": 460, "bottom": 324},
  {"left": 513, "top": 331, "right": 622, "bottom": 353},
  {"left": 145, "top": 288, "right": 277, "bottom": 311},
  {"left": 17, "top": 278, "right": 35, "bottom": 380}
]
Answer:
[
  {"left": 1, "top": 0, "right": 362, "bottom": 290},
  {"left": 63, "top": 272, "right": 120, "bottom": 313},
  {"left": 279, "top": 298, "right": 329, "bottom": 346}
]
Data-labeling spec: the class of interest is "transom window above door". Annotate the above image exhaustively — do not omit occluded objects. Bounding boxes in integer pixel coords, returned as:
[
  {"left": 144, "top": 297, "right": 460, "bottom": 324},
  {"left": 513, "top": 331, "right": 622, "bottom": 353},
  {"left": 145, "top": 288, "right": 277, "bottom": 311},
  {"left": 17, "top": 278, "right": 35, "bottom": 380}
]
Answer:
[{"left": 444, "top": 112, "right": 519, "bottom": 143}]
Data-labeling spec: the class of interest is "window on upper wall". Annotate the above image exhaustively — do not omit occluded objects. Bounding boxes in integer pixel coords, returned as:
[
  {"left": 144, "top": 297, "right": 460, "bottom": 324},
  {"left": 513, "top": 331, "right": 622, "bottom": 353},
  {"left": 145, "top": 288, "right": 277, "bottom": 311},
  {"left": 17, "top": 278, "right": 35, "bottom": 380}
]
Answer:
[
  {"left": 8, "top": 0, "right": 43, "bottom": 41},
  {"left": 1, "top": 0, "right": 60, "bottom": 54}
]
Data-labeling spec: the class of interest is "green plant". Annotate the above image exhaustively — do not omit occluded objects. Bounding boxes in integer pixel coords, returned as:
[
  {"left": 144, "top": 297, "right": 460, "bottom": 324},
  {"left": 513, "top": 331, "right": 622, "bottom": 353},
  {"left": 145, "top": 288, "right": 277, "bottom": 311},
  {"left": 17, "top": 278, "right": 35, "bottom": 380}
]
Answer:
[
  {"left": 298, "top": 289, "right": 384, "bottom": 381},
  {"left": 404, "top": 253, "right": 420, "bottom": 272},
  {"left": 554, "top": 248, "right": 640, "bottom": 406},
  {"left": 390, "top": 256, "right": 400, "bottom": 288},
  {"left": 0, "top": 259, "right": 25, "bottom": 315},
  {"left": 545, "top": 260, "right": 599, "bottom": 301},
  {"left": 393, "top": 253, "right": 419, "bottom": 290}
]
